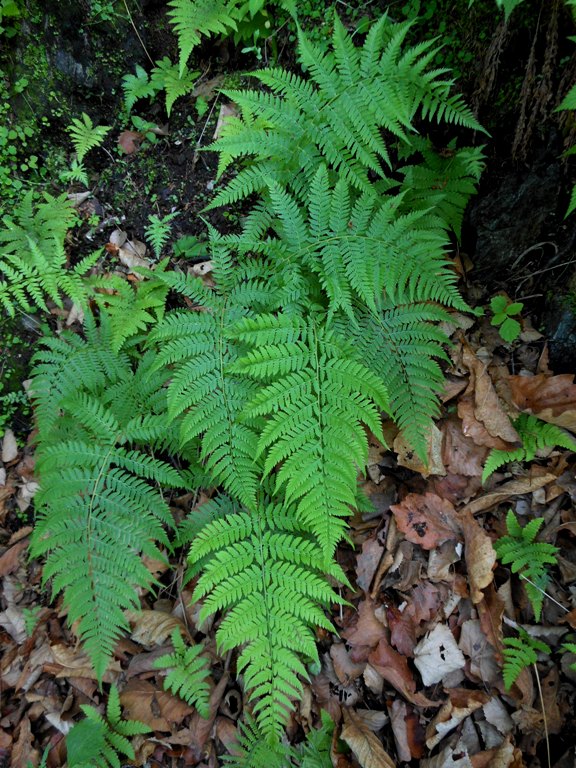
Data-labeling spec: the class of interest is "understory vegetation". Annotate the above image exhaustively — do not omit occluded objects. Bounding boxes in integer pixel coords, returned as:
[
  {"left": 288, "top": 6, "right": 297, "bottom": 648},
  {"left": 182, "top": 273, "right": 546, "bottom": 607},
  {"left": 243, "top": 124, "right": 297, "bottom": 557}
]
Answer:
[{"left": 2, "top": 1, "right": 576, "bottom": 767}]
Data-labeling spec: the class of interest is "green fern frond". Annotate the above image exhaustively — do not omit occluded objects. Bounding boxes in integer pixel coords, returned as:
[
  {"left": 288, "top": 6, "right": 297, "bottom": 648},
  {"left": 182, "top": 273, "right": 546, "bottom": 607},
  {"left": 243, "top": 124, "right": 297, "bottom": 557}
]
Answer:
[
  {"left": 230, "top": 313, "right": 388, "bottom": 558},
  {"left": 30, "top": 317, "right": 181, "bottom": 680},
  {"left": 0, "top": 192, "right": 95, "bottom": 316},
  {"left": 90, "top": 269, "right": 169, "bottom": 352},
  {"left": 343, "top": 301, "right": 450, "bottom": 461},
  {"left": 66, "top": 686, "right": 150, "bottom": 768},
  {"left": 149, "top": 57, "right": 199, "bottom": 115},
  {"left": 67, "top": 113, "right": 111, "bottom": 163},
  {"left": 122, "top": 64, "right": 156, "bottom": 113},
  {"left": 145, "top": 211, "right": 179, "bottom": 258},
  {"left": 494, "top": 510, "right": 559, "bottom": 621},
  {"left": 148, "top": 274, "right": 261, "bottom": 510},
  {"left": 483, "top": 413, "right": 576, "bottom": 483},
  {"left": 190, "top": 497, "right": 346, "bottom": 740},
  {"left": 154, "top": 630, "right": 211, "bottom": 717},
  {"left": 208, "top": 13, "right": 483, "bottom": 210},
  {"left": 502, "top": 630, "right": 550, "bottom": 690},
  {"left": 168, "top": 0, "right": 239, "bottom": 75}
]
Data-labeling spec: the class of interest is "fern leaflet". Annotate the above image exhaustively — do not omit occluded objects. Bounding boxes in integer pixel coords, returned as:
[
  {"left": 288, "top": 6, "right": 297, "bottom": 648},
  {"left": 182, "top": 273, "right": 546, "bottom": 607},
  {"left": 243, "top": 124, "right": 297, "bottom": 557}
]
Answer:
[
  {"left": 483, "top": 413, "right": 576, "bottom": 483},
  {"left": 168, "top": 0, "right": 239, "bottom": 75},
  {"left": 154, "top": 630, "right": 211, "bottom": 717},
  {"left": 502, "top": 630, "right": 551, "bottom": 690},
  {"left": 67, "top": 113, "right": 111, "bottom": 163}
]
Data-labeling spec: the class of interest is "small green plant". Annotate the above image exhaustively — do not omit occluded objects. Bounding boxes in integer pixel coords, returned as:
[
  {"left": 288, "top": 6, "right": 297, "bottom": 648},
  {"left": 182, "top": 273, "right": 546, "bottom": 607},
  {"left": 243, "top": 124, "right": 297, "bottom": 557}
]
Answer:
[
  {"left": 489, "top": 294, "right": 523, "bottom": 342},
  {"left": 67, "top": 113, "right": 111, "bottom": 163},
  {"left": 483, "top": 413, "right": 576, "bottom": 483},
  {"left": 122, "top": 57, "right": 198, "bottom": 117},
  {"left": 502, "top": 629, "right": 551, "bottom": 689},
  {"left": 145, "top": 212, "right": 178, "bottom": 258},
  {"left": 494, "top": 510, "right": 559, "bottom": 621},
  {"left": 66, "top": 685, "right": 150, "bottom": 768},
  {"left": 153, "top": 629, "right": 211, "bottom": 717}
]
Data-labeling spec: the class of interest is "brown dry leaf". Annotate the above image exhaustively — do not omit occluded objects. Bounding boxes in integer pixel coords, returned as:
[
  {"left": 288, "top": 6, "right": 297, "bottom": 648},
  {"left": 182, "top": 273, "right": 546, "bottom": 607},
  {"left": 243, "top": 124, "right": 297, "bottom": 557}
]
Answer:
[
  {"left": 368, "top": 636, "right": 438, "bottom": 707},
  {"left": 192, "top": 75, "right": 225, "bottom": 99},
  {"left": 388, "top": 582, "right": 446, "bottom": 657},
  {"left": 187, "top": 673, "right": 229, "bottom": 755},
  {"left": 508, "top": 373, "right": 576, "bottom": 431},
  {"left": 118, "top": 239, "right": 151, "bottom": 271},
  {"left": 461, "top": 473, "right": 556, "bottom": 515},
  {"left": 461, "top": 344, "right": 520, "bottom": 445},
  {"left": 391, "top": 493, "right": 461, "bottom": 550},
  {"left": 118, "top": 129, "right": 143, "bottom": 154},
  {"left": 120, "top": 678, "right": 193, "bottom": 731},
  {"left": 356, "top": 537, "right": 384, "bottom": 593},
  {"left": 459, "top": 619, "right": 500, "bottom": 685},
  {"left": 341, "top": 599, "right": 387, "bottom": 658},
  {"left": 458, "top": 509, "right": 496, "bottom": 603},
  {"left": 1, "top": 429, "right": 18, "bottom": 463},
  {"left": 126, "top": 609, "right": 185, "bottom": 647},
  {"left": 341, "top": 709, "right": 395, "bottom": 768},
  {"left": 0, "top": 537, "right": 29, "bottom": 577},
  {"left": 477, "top": 584, "right": 505, "bottom": 658},
  {"left": 330, "top": 643, "right": 366, "bottom": 685},
  {"left": 49, "top": 644, "right": 120, "bottom": 682},
  {"left": 390, "top": 700, "right": 425, "bottom": 761},
  {"left": 421, "top": 744, "right": 473, "bottom": 768},
  {"left": 394, "top": 424, "right": 445, "bottom": 476},
  {"left": 426, "top": 690, "right": 487, "bottom": 749},
  {"left": 470, "top": 738, "right": 517, "bottom": 768},
  {"left": 442, "top": 417, "right": 489, "bottom": 477},
  {"left": 11, "top": 717, "right": 40, "bottom": 768}
]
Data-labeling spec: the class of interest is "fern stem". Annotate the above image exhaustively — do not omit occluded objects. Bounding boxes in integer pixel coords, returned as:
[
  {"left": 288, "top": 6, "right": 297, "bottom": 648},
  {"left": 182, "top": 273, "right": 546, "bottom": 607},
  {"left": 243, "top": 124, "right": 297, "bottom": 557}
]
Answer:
[
  {"left": 533, "top": 662, "right": 551, "bottom": 768},
  {"left": 121, "top": 0, "right": 155, "bottom": 66}
]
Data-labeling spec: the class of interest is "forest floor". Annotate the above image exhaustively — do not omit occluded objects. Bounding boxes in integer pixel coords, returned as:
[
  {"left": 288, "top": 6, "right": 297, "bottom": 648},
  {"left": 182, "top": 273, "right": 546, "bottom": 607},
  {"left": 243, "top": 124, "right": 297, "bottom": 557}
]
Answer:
[{"left": 2, "top": 5, "right": 576, "bottom": 767}]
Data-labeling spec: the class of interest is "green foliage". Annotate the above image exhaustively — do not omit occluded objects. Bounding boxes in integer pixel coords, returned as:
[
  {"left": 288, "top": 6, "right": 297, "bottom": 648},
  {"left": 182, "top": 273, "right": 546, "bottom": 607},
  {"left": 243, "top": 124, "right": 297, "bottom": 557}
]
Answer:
[
  {"left": 494, "top": 510, "right": 559, "bottom": 621},
  {"left": 123, "top": 58, "right": 199, "bottom": 116},
  {"left": 502, "top": 630, "right": 551, "bottom": 689},
  {"left": 154, "top": 630, "right": 211, "bottom": 717},
  {"left": 489, "top": 294, "right": 523, "bottom": 342},
  {"left": 0, "top": 0, "right": 22, "bottom": 38},
  {"left": 66, "top": 685, "right": 150, "bottom": 768},
  {"left": 30, "top": 314, "right": 182, "bottom": 680},
  {"left": 230, "top": 313, "right": 388, "bottom": 558},
  {"left": 0, "top": 192, "right": 97, "bottom": 317},
  {"left": 189, "top": 494, "right": 346, "bottom": 741},
  {"left": 468, "top": 0, "right": 525, "bottom": 20},
  {"left": 224, "top": 710, "right": 334, "bottom": 767},
  {"left": 483, "top": 413, "right": 576, "bottom": 483},
  {"left": 67, "top": 113, "right": 111, "bottom": 163},
  {"left": 145, "top": 212, "right": 179, "bottom": 257}
]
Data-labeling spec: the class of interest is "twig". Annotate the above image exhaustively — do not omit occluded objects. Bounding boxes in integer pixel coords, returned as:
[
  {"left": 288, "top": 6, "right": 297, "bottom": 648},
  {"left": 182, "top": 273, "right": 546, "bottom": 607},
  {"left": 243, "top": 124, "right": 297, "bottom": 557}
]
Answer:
[{"left": 121, "top": 0, "right": 155, "bottom": 67}]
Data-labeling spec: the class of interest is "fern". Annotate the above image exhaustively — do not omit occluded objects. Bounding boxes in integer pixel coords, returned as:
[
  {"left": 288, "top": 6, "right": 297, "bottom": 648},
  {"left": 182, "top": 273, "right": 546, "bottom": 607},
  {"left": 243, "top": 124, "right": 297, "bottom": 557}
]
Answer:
[
  {"left": 207, "top": 14, "right": 483, "bottom": 210},
  {"left": 122, "top": 64, "right": 157, "bottom": 113},
  {"left": 149, "top": 57, "right": 199, "bottom": 116},
  {"left": 145, "top": 211, "right": 179, "bottom": 257},
  {"left": 30, "top": 314, "right": 182, "bottom": 680},
  {"left": 168, "top": 0, "right": 240, "bottom": 75},
  {"left": 230, "top": 313, "right": 389, "bottom": 558},
  {"left": 189, "top": 495, "right": 346, "bottom": 741},
  {"left": 67, "top": 113, "right": 111, "bottom": 163},
  {"left": 494, "top": 510, "right": 559, "bottom": 621},
  {"left": 224, "top": 710, "right": 334, "bottom": 768},
  {"left": 154, "top": 629, "right": 211, "bottom": 717},
  {"left": 502, "top": 630, "right": 551, "bottom": 690},
  {"left": 66, "top": 685, "right": 150, "bottom": 768},
  {"left": 0, "top": 192, "right": 97, "bottom": 317},
  {"left": 483, "top": 413, "right": 576, "bottom": 483}
]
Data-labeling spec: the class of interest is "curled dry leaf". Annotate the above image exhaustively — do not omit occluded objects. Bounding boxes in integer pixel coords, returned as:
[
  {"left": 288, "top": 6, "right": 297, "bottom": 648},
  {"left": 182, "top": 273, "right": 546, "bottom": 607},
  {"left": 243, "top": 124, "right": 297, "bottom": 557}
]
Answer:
[
  {"left": 394, "top": 423, "right": 445, "bottom": 476},
  {"left": 341, "top": 709, "right": 396, "bottom": 768},
  {"left": 118, "top": 130, "right": 144, "bottom": 154},
  {"left": 425, "top": 689, "right": 488, "bottom": 749},
  {"left": 391, "top": 492, "right": 461, "bottom": 550},
  {"left": 126, "top": 609, "right": 185, "bottom": 647},
  {"left": 461, "top": 473, "right": 556, "bottom": 516}
]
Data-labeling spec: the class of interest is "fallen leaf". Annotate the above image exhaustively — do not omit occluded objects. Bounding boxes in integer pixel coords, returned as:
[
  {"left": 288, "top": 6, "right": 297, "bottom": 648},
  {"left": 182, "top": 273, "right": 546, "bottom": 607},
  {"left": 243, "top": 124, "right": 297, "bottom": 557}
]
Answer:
[
  {"left": 459, "top": 619, "right": 500, "bottom": 685},
  {"left": 356, "top": 537, "right": 384, "bottom": 593},
  {"left": 391, "top": 493, "right": 461, "bottom": 550},
  {"left": 11, "top": 717, "right": 39, "bottom": 768},
  {"left": 126, "top": 609, "right": 185, "bottom": 647},
  {"left": 368, "top": 636, "right": 438, "bottom": 707},
  {"left": 341, "top": 709, "right": 395, "bottom": 768},
  {"left": 213, "top": 103, "right": 239, "bottom": 140},
  {"left": 341, "top": 600, "right": 387, "bottom": 659},
  {"left": 390, "top": 700, "right": 425, "bottom": 760},
  {"left": 394, "top": 424, "right": 445, "bottom": 476},
  {"left": 2, "top": 429, "right": 18, "bottom": 463},
  {"left": 118, "top": 238, "right": 151, "bottom": 271},
  {"left": 458, "top": 509, "right": 496, "bottom": 603},
  {"left": 470, "top": 738, "right": 517, "bottom": 768},
  {"left": 426, "top": 690, "right": 487, "bottom": 749},
  {"left": 442, "top": 417, "right": 489, "bottom": 477},
  {"left": 118, "top": 129, "right": 143, "bottom": 154},
  {"left": 460, "top": 473, "right": 556, "bottom": 515},
  {"left": 330, "top": 643, "right": 366, "bottom": 685},
  {"left": 0, "top": 537, "right": 29, "bottom": 577},
  {"left": 413, "top": 624, "right": 466, "bottom": 686},
  {"left": 508, "top": 373, "right": 576, "bottom": 431},
  {"left": 120, "top": 678, "right": 193, "bottom": 731}
]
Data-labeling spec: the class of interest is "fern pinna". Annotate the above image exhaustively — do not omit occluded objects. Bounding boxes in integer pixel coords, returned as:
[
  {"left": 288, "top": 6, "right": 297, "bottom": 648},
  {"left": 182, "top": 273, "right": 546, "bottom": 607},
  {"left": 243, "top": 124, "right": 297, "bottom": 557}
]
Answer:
[{"left": 30, "top": 314, "right": 183, "bottom": 680}]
